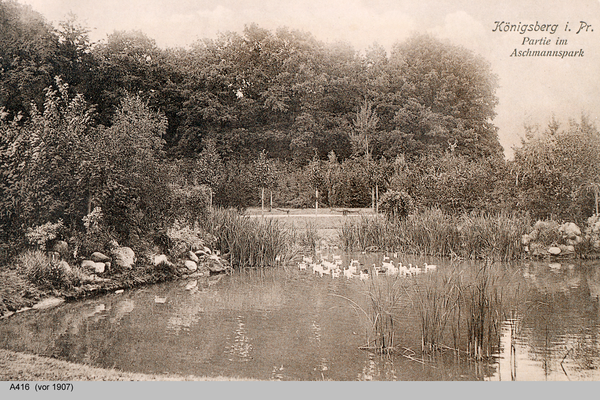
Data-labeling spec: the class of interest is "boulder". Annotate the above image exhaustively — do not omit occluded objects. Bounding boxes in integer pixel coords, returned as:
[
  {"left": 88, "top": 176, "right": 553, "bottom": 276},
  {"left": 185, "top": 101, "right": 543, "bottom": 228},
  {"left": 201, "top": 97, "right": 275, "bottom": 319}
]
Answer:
[
  {"left": 521, "top": 234, "right": 532, "bottom": 246},
  {"left": 81, "top": 260, "right": 96, "bottom": 269},
  {"left": 559, "top": 222, "right": 581, "bottom": 239},
  {"left": 93, "top": 262, "right": 105, "bottom": 274},
  {"left": 153, "top": 254, "right": 169, "bottom": 265},
  {"left": 111, "top": 247, "right": 136, "bottom": 269},
  {"left": 184, "top": 260, "right": 198, "bottom": 271},
  {"left": 58, "top": 260, "right": 72, "bottom": 274},
  {"left": 188, "top": 251, "right": 199, "bottom": 263},
  {"left": 91, "top": 252, "right": 111, "bottom": 263},
  {"left": 548, "top": 246, "right": 562, "bottom": 255},
  {"left": 529, "top": 229, "right": 539, "bottom": 241}
]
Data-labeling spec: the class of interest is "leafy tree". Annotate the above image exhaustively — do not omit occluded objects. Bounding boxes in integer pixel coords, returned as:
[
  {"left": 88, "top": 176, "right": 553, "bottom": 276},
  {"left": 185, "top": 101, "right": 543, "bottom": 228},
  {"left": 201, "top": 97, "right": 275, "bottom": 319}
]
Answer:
[
  {"left": 385, "top": 35, "right": 502, "bottom": 159},
  {"left": 512, "top": 115, "right": 600, "bottom": 222},
  {"left": 0, "top": 1, "right": 59, "bottom": 120}
]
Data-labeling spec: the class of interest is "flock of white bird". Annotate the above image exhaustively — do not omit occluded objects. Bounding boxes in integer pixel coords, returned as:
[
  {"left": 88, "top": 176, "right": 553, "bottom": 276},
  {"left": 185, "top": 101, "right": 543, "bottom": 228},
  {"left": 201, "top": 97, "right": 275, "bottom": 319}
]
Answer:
[{"left": 298, "top": 254, "right": 436, "bottom": 281}]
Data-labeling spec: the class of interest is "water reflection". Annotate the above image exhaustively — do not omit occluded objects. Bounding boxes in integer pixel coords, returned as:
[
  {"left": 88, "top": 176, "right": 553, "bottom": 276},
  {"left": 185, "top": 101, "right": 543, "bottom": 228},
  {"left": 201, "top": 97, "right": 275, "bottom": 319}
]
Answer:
[{"left": 0, "top": 256, "right": 599, "bottom": 380}]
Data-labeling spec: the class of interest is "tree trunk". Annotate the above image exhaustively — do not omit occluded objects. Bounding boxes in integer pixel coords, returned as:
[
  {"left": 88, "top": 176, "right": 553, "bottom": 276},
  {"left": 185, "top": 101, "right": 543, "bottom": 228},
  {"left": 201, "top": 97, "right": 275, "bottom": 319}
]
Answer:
[
  {"left": 270, "top": 190, "right": 273, "bottom": 212},
  {"left": 261, "top": 187, "right": 265, "bottom": 216},
  {"left": 315, "top": 188, "right": 319, "bottom": 217},
  {"left": 376, "top": 183, "right": 379, "bottom": 214},
  {"left": 371, "top": 187, "right": 375, "bottom": 211}
]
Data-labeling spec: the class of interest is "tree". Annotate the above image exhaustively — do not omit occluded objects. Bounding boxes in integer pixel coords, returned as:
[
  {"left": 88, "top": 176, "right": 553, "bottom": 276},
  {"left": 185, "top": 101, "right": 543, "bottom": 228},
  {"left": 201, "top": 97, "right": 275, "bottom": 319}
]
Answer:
[
  {"left": 0, "top": 1, "right": 59, "bottom": 120},
  {"left": 512, "top": 115, "right": 600, "bottom": 222},
  {"left": 0, "top": 77, "right": 96, "bottom": 239},
  {"left": 386, "top": 35, "right": 502, "bottom": 159}
]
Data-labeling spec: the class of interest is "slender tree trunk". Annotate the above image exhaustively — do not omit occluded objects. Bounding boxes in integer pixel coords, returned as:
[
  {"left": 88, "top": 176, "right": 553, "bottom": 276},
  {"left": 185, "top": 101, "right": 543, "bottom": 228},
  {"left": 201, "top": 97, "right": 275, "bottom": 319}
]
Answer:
[
  {"left": 371, "top": 187, "right": 375, "bottom": 211},
  {"left": 261, "top": 187, "right": 265, "bottom": 216},
  {"left": 376, "top": 183, "right": 379, "bottom": 214},
  {"left": 270, "top": 190, "right": 273, "bottom": 212},
  {"left": 315, "top": 188, "right": 319, "bottom": 218}
]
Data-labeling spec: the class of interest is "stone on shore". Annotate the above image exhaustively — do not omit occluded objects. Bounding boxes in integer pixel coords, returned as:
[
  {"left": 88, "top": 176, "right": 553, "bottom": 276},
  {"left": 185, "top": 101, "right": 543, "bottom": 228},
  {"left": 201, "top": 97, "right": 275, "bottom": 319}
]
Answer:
[
  {"left": 184, "top": 260, "right": 198, "bottom": 271},
  {"left": 111, "top": 247, "right": 136, "bottom": 269},
  {"left": 91, "top": 252, "right": 111, "bottom": 263}
]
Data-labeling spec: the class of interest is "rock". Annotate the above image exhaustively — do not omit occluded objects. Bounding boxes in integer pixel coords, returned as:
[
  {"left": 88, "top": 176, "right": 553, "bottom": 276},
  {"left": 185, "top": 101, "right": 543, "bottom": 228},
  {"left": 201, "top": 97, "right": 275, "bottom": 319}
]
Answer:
[
  {"left": 115, "top": 289, "right": 124, "bottom": 294},
  {"left": 559, "top": 244, "right": 575, "bottom": 254},
  {"left": 559, "top": 222, "right": 581, "bottom": 239},
  {"left": 548, "top": 246, "right": 561, "bottom": 255},
  {"left": 81, "top": 260, "right": 96, "bottom": 269},
  {"left": 521, "top": 234, "right": 532, "bottom": 246},
  {"left": 111, "top": 247, "right": 136, "bottom": 269},
  {"left": 93, "top": 262, "right": 105, "bottom": 274},
  {"left": 185, "top": 280, "right": 198, "bottom": 290},
  {"left": 32, "top": 297, "right": 65, "bottom": 310},
  {"left": 529, "top": 229, "right": 539, "bottom": 241},
  {"left": 153, "top": 254, "right": 169, "bottom": 265},
  {"left": 91, "top": 252, "right": 111, "bottom": 263},
  {"left": 593, "top": 240, "right": 600, "bottom": 250},
  {"left": 188, "top": 251, "right": 199, "bottom": 263},
  {"left": 534, "top": 220, "right": 558, "bottom": 232},
  {"left": 184, "top": 260, "right": 198, "bottom": 271},
  {"left": 58, "top": 260, "right": 72, "bottom": 274}
]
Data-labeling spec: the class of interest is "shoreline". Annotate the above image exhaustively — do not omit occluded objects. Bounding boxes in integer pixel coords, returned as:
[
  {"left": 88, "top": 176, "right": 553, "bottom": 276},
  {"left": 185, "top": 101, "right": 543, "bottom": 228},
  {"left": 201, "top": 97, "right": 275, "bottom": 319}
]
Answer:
[{"left": 0, "top": 349, "right": 248, "bottom": 381}]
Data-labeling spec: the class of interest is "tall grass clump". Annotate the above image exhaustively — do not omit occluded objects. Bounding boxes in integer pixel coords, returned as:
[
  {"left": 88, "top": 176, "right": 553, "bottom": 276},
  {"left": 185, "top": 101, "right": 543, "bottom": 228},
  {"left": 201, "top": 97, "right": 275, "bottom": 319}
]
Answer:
[
  {"left": 340, "top": 215, "right": 402, "bottom": 252},
  {"left": 333, "top": 275, "right": 408, "bottom": 354},
  {"left": 457, "top": 211, "right": 532, "bottom": 261},
  {"left": 18, "top": 250, "right": 82, "bottom": 290},
  {"left": 408, "top": 261, "right": 522, "bottom": 360},
  {"left": 339, "top": 208, "right": 531, "bottom": 261},
  {"left": 200, "top": 208, "right": 295, "bottom": 270},
  {"left": 398, "top": 208, "right": 461, "bottom": 257},
  {"left": 297, "top": 221, "right": 320, "bottom": 253}
]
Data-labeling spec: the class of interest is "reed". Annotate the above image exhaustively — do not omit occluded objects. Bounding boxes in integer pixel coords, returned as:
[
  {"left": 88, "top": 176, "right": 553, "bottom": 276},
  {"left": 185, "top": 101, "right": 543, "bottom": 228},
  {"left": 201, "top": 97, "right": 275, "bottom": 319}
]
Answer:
[
  {"left": 408, "top": 260, "right": 521, "bottom": 360},
  {"left": 199, "top": 208, "right": 296, "bottom": 270},
  {"left": 339, "top": 208, "right": 531, "bottom": 261}
]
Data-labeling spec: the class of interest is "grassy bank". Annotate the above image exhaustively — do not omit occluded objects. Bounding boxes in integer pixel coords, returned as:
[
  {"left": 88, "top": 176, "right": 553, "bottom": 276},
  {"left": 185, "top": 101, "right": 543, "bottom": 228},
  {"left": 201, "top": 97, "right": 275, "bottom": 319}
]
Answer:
[
  {"left": 340, "top": 209, "right": 532, "bottom": 261},
  {"left": 0, "top": 349, "right": 248, "bottom": 381}
]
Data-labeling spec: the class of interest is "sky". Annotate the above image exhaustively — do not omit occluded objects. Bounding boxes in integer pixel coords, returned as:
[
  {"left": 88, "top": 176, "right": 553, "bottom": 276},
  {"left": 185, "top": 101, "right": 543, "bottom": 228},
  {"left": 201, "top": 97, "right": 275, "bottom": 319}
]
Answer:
[{"left": 20, "top": 0, "right": 600, "bottom": 158}]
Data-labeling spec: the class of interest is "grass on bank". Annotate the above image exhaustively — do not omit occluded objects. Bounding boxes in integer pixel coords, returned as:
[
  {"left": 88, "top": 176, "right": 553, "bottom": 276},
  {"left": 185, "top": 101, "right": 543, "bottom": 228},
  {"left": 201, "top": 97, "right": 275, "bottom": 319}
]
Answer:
[{"left": 0, "top": 349, "right": 250, "bottom": 381}]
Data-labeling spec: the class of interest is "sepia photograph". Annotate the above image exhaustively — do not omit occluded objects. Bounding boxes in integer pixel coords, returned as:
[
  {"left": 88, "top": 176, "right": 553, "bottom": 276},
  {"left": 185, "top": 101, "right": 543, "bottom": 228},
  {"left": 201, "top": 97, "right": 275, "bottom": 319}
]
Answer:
[{"left": 0, "top": 0, "right": 599, "bottom": 386}]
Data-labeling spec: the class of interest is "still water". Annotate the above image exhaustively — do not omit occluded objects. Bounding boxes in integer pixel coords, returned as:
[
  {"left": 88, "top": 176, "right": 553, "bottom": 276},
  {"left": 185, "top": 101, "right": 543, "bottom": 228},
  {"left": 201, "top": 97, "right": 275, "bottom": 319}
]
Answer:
[{"left": 1, "top": 253, "right": 600, "bottom": 381}]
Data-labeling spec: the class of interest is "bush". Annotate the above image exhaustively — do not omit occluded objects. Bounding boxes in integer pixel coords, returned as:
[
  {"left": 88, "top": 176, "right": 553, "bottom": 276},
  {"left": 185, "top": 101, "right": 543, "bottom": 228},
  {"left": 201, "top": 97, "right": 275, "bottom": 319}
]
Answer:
[
  {"left": 378, "top": 190, "right": 414, "bottom": 221},
  {"left": 25, "top": 220, "right": 65, "bottom": 250}
]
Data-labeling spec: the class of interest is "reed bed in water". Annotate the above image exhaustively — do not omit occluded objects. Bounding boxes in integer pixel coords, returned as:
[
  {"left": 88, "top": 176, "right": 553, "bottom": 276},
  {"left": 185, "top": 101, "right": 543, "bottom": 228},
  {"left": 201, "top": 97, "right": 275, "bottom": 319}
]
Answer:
[
  {"left": 340, "top": 209, "right": 531, "bottom": 261},
  {"left": 199, "top": 208, "right": 296, "bottom": 270},
  {"left": 409, "top": 261, "right": 522, "bottom": 360},
  {"left": 332, "top": 275, "right": 409, "bottom": 354}
]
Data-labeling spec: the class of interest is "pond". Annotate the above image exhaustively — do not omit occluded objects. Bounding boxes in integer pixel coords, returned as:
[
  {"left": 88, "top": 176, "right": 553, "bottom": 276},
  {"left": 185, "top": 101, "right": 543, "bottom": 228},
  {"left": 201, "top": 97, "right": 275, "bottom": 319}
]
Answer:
[{"left": 1, "top": 252, "right": 600, "bottom": 381}]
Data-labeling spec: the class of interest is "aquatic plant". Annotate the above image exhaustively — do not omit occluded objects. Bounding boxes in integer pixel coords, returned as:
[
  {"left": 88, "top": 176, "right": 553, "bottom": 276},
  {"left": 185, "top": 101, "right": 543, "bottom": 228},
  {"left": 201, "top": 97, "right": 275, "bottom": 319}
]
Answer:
[
  {"left": 199, "top": 208, "right": 296, "bottom": 270},
  {"left": 408, "top": 261, "right": 520, "bottom": 360},
  {"left": 339, "top": 209, "right": 530, "bottom": 261}
]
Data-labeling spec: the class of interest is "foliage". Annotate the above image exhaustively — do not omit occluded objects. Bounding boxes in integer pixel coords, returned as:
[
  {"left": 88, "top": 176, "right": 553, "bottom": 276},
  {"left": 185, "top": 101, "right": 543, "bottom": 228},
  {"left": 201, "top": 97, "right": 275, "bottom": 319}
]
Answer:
[
  {"left": 25, "top": 220, "right": 64, "bottom": 250},
  {"left": 378, "top": 190, "right": 414, "bottom": 221},
  {"left": 18, "top": 250, "right": 81, "bottom": 290},
  {"left": 199, "top": 208, "right": 295, "bottom": 269},
  {"left": 512, "top": 116, "right": 600, "bottom": 222},
  {"left": 166, "top": 221, "right": 209, "bottom": 259}
]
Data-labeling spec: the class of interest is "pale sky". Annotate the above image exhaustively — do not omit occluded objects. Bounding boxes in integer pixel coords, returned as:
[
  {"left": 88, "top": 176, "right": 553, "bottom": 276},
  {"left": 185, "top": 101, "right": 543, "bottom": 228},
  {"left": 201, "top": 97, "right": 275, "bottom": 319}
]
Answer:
[{"left": 21, "top": 0, "right": 600, "bottom": 158}]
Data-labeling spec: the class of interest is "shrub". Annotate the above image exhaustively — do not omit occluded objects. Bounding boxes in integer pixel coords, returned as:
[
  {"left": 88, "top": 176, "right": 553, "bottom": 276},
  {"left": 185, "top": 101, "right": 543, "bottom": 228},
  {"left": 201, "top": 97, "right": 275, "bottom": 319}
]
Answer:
[
  {"left": 25, "top": 220, "right": 64, "bottom": 250},
  {"left": 378, "top": 190, "right": 414, "bottom": 221}
]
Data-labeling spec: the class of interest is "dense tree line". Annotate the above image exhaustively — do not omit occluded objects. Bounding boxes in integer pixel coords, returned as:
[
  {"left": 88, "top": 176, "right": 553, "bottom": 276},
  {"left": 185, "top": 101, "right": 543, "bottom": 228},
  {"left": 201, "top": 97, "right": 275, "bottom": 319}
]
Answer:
[{"left": 1, "top": 0, "right": 599, "bottom": 253}]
